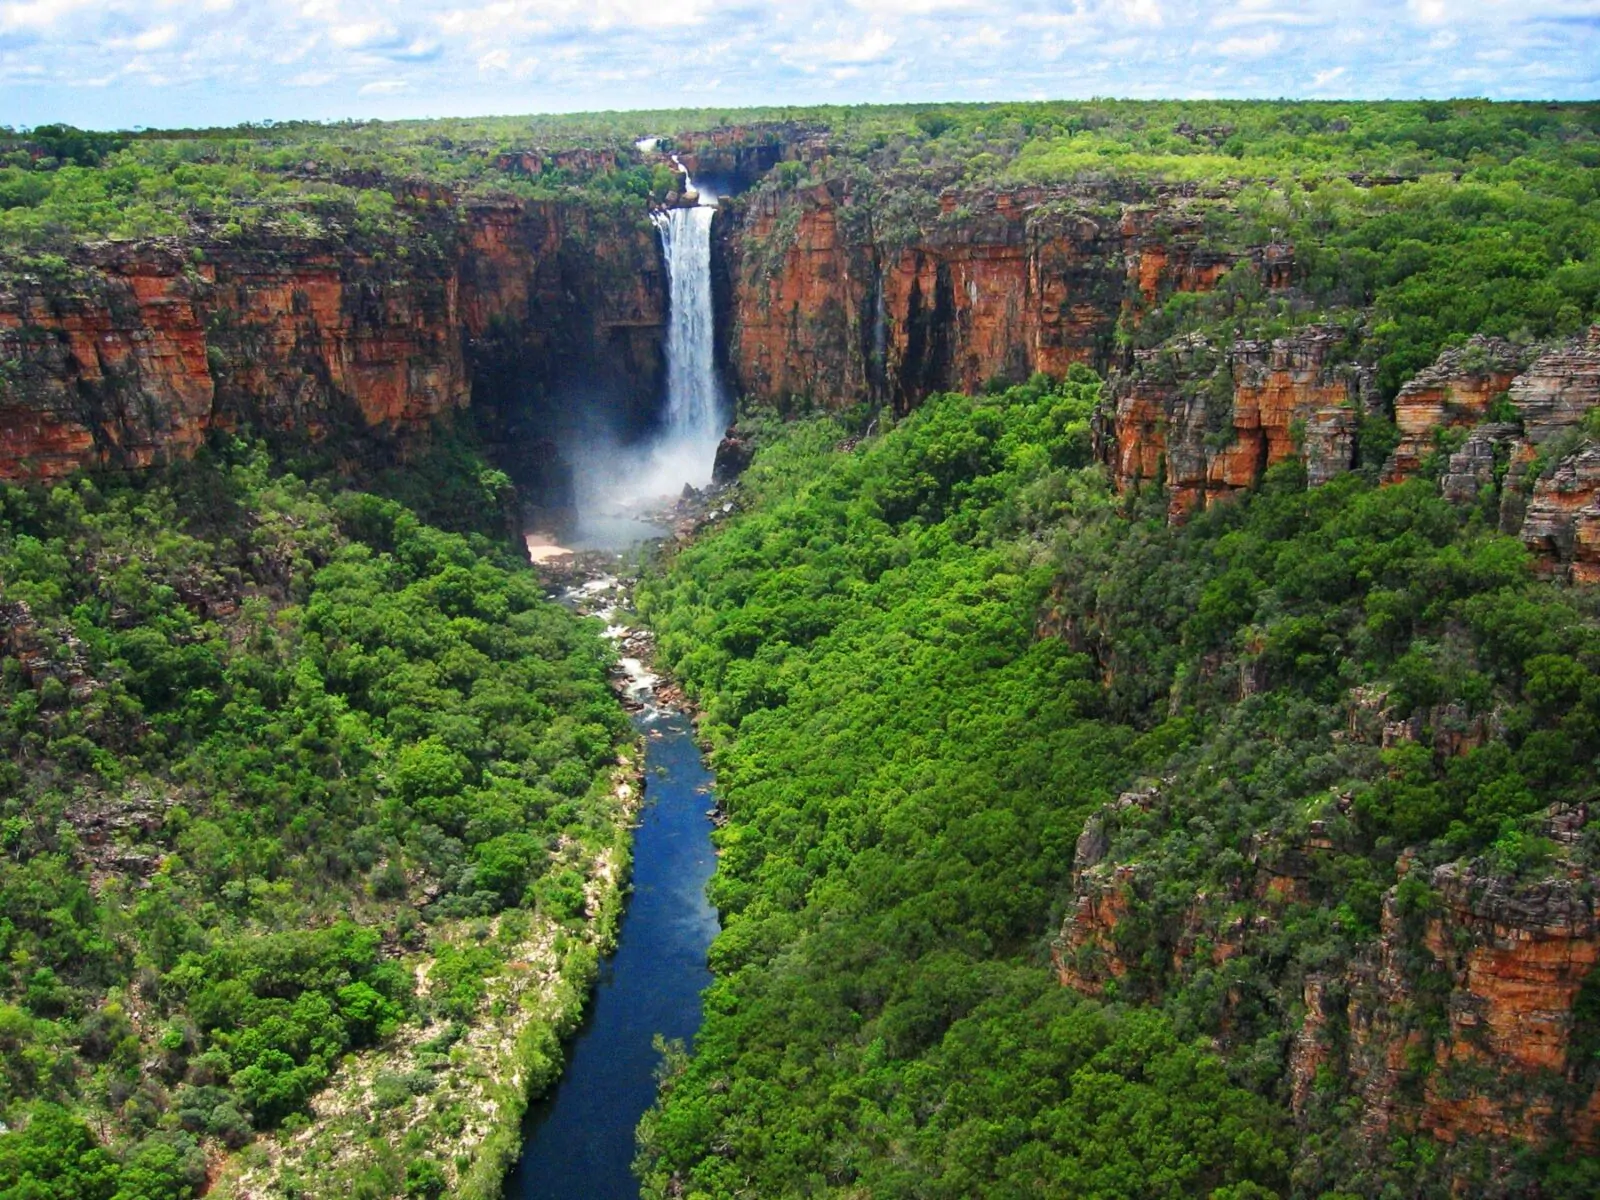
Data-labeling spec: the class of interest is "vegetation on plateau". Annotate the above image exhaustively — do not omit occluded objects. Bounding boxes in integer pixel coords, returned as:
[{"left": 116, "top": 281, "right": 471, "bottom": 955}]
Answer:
[
  {"left": 635, "top": 371, "right": 1599, "bottom": 1198},
  {"left": 0, "top": 101, "right": 1594, "bottom": 405}
]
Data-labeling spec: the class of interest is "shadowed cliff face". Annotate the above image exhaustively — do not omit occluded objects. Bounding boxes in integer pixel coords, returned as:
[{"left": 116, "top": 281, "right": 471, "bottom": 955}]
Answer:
[
  {"left": 0, "top": 198, "right": 665, "bottom": 495},
  {"left": 457, "top": 200, "right": 666, "bottom": 509}
]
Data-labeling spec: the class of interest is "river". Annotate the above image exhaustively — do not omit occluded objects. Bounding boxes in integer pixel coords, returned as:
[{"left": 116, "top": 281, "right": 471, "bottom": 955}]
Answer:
[
  {"left": 508, "top": 153, "right": 727, "bottom": 1197},
  {"left": 504, "top": 688, "right": 719, "bottom": 1199}
]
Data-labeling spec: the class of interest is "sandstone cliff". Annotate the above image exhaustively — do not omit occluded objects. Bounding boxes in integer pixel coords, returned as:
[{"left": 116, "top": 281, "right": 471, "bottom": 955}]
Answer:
[
  {"left": 717, "top": 181, "right": 1260, "bottom": 415},
  {"left": 1104, "top": 324, "right": 1370, "bottom": 519},
  {"left": 1383, "top": 336, "right": 1529, "bottom": 481},
  {"left": 1054, "top": 793, "right": 1600, "bottom": 1181},
  {"left": 1376, "top": 329, "right": 1600, "bottom": 580},
  {"left": 0, "top": 199, "right": 664, "bottom": 484}
]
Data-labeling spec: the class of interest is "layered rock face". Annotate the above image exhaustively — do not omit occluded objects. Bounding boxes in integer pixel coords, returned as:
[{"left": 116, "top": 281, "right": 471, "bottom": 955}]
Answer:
[
  {"left": 0, "top": 200, "right": 664, "bottom": 484},
  {"left": 719, "top": 183, "right": 1256, "bottom": 415},
  {"left": 1379, "top": 329, "right": 1600, "bottom": 580},
  {"left": 1106, "top": 324, "right": 1370, "bottom": 518},
  {"left": 1383, "top": 336, "right": 1528, "bottom": 480},
  {"left": 1521, "top": 446, "right": 1600, "bottom": 583},
  {"left": 0, "top": 249, "right": 217, "bottom": 479},
  {"left": 1098, "top": 324, "right": 1600, "bottom": 569},
  {"left": 1054, "top": 796, "right": 1600, "bottom": 1170}
]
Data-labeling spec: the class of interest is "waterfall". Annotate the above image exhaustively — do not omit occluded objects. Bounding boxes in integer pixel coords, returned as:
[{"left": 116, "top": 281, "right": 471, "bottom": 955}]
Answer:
[
  {"left": 650, "top": 174, "right": 725, "bottom": 467},
  {"left": 563, "top": 158, "right": 727, "bottom": 548}
]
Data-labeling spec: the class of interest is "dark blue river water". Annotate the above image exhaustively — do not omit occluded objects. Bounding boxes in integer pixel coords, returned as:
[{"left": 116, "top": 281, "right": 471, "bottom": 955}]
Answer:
[{"left": 505, "top": 709, "right": 719, "bottom": 1200}]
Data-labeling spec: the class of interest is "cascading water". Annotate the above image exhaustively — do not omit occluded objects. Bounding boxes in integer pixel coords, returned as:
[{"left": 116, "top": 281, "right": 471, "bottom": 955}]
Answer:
[
  {"left": 567, "top": 158, "right": 726, "bottom": 547},
  {"left": 651, "top": 178, "right": 725, "bottom": 468}
]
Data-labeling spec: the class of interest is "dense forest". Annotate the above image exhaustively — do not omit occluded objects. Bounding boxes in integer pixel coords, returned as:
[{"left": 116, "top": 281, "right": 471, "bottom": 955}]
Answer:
[
  {"left": 0, "top": 439, "right": 631, "bottom": 1198},
  {"left": 635, "top": 373, "right": 1600, "bottom": 1198}
]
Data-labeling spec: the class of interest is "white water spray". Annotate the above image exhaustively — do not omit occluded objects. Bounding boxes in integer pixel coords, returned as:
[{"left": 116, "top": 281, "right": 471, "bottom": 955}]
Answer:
[
  {"left": 652, "top": 190, "right": 725, "bottom": 476},
  {"left": 567, "top": 157, "right": 726, "bottom": 545}
]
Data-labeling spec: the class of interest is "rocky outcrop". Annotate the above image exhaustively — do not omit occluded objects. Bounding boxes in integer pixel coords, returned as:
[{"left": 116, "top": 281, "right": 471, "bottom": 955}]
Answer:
[
  {"left": 1333, "top": 847, "right": 1600, "bottom": 1152},
  {"left": 204, "top": 233, "right": 467, "bottom": 441},
  {"left": 1509, "top": 327, "right": 1600, "bottom": 445},
  {"left": 1383, "top": 336, "right": 1528, "bottom": 480},
  {"left": 711, "top": 426, "right": 754, "bottom": 485},
  {"left": 1056, "top": 801, "right": 1600, "bottom": 1170},
  {"left": 1500, "top": 331, "right": 1600, "bottom": 580},
  {"left": 1439, "top": 421, "right": 1520, "bottom": 505},
  {"left": 1105, "top": 324, "right": 1368, "bottom": 518},
  {"left": 1522, "top": 443, "right": 1600, "bottom": 583},
  {"left": 0, "top": 199, "right": 665, "bottom": 484}
]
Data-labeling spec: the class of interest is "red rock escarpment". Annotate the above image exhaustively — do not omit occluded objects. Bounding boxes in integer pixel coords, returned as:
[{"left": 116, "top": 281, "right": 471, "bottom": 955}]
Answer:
[
  {"left": 721, "top": 183, "right": 1270, "bottom": 414},
  {"left": 1104, "top": 323, "right": 1370, "bottom": 519},
  {"left": 1383, "top": 336, "right": 1529, "bottom": 481},
  {"left": 1335, "top": 846, "right": 1600, "bottom": 1152},
  {"left": 1056, "top": 802, "right": 1600, "bottom": 1162},
  {"left": 0, "top": 250, "right": 216, "bottom": 479},
  {"left": 1521, "top": 442, "right": 1600, "bottom": 583},
  {"left": 1396, "top": 329, "right": 1600, "bottom": 580},
  {"left": 0, "top": 200, "right": 664, "bottom": 483}
]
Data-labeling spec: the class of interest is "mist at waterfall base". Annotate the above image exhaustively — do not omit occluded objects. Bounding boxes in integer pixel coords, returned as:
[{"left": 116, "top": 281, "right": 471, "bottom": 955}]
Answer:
[{"left": 565, "top": 187, "right": 726, "bottom": 551}]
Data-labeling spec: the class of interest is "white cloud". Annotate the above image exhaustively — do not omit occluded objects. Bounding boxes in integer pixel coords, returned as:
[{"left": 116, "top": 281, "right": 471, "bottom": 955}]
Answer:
[
  {"left": 1210, "top": 6, "right": 1322, "bottom": 29},
  {"left": 330, "top": 21, "right": 396, "bottom": 49},
  {"left": 0, "top": 0, "right": 95, "bottom": 31},
  {"left": 130, "top": 24, "right": 178, "bottom": 50},
  {"left": 1216, "top": 30, "right": 1282, "bottom": 56},
  {"left": 1123, "top": 0, "right": 1164, "bottom": 28},
  {"left": 0, "top": 0, "right": 1596, "bottom": 128}
]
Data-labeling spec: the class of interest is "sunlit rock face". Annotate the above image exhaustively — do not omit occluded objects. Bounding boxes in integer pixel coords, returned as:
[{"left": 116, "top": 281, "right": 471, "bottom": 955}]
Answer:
[
  {"left": 1104, "top": 324, "right": 1370, "bottom": 519},
  {"left": 718, "top": 182, "right": 1267, "bottom": 417},
  {"left": 1383, "top": 336, "right": 1529, "bottom": 482},
  {"left": 1054, "top": 790, "right": 1600, "bottom": 1168},
  {"left": 0, "top": 245, "right": 216, "bottom": 479},
  {"left": 0, "top": 199, "right": 665, "bottom": 485}
]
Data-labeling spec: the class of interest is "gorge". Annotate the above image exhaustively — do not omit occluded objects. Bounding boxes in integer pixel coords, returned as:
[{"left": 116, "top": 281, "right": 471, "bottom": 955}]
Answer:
[{"left": 1, "top": 102, "right": 1599, "bottom": 1200}]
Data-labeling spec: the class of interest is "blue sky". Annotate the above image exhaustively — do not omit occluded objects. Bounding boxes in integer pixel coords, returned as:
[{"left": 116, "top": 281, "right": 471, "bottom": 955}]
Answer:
[{"left": 2, "top": 0, "right": 1597, "bottom": 131}]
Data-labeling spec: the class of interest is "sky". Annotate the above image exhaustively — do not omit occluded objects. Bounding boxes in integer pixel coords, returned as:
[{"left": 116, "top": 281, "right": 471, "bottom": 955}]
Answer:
[{"left": 1, "top": 0, "right": 1597, "bottom": 131}]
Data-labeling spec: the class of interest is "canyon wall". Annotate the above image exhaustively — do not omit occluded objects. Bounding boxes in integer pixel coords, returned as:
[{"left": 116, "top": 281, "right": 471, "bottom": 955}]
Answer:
[
  {"left": 0, "top": 199, "right": 664, "bottom": 484},
  {"left": 717, "top": 181, "right": 1262, "bottom": 415},
  {"left": 721, "top": 183, "right": 1599, "bottom": 577},
  {"left": 1056, "top": 786, "right": 1600, "bottom": 1180},
  {"left": 2, "top": 163, "right": 1595, "bottom": 585}
]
